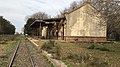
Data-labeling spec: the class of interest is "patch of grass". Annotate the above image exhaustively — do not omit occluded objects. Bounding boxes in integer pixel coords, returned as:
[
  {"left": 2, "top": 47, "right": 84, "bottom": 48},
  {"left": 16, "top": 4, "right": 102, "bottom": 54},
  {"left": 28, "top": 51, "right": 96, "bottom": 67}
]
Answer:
[
  {"left": 65, "top": 53, "right": 109, "bottom": 67},
  {"left": 40, "top": 41, "right": 120, "bottom": 67},
  {"left": 0, "top": 36, "right": 20, "bottom": 67},
  {"left": 41, "top": 41, "right": 62, "bottom": 60},
  {"left": 87, "top": 44, "right": 111, "bottom": 52},
  {"left": 96, "top": 47, "right": 110, "bottom": 51}
]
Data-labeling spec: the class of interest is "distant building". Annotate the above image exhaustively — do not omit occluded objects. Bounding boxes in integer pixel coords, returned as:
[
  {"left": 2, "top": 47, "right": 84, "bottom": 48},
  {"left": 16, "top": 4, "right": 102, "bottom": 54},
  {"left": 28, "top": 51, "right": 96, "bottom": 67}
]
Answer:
[{"left": 29, "top": 2, "right": 106, "bottom": 42}]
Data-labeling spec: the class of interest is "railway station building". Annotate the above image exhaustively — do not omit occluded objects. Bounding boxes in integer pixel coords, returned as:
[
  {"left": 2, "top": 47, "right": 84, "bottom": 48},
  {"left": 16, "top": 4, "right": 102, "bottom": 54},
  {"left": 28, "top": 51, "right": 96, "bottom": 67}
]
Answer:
[{"left": 29, "top": 2, "right": 107, "bottom": 42}]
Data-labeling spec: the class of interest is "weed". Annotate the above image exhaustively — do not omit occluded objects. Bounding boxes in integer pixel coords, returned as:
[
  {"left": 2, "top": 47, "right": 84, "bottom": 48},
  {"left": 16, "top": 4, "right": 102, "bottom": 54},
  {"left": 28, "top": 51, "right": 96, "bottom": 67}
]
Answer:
[
  {"left": 67, "top": 64, "right": 71, "bottom": 67},
  {"left": 51, "top": 63, "right": 54, "bottom": 67},
  {"left": 41, "top": 40, "right": 55, "bottom": 51},
  {"left": 48, "top": 60, "right": 54, "bottom": 67}
]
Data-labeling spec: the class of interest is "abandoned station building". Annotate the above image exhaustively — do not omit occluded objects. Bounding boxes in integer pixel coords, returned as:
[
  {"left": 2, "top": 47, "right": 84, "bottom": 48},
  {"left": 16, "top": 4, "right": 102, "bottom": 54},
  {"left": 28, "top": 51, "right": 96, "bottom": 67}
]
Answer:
[{"left": 29, "top": 3, "right": 106, "bottom": 42}]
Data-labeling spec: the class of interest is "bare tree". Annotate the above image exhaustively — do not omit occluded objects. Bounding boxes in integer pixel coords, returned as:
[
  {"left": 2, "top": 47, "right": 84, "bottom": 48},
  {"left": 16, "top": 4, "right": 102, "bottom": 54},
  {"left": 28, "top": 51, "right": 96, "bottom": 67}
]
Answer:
[
  {"left": 90, "top": 0, "right": 120, "bottom": 40},
  {"left": 30, "top": 11, "right": 50, "bottom": 19},
  {"left": 56, "top": 1, "right": 80, "bottom": 18},
  {"left": 56, "top": 8, "right": 68, "bottom": 18},
  {"left": 69, "top": 1, "right": 78, "bottom": 10}
]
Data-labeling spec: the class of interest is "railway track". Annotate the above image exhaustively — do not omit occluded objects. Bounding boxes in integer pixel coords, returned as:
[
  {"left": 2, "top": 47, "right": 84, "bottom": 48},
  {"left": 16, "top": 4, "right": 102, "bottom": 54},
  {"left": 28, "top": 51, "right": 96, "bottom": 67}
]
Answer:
[
  {"left": 8, "top": 37, "right": 50, "bottom": 67},
  {"left": 25, "top": 38, "right": 50, "bottom": 67},
  {"left": 8, "top": 39, "right": 21, "bottom": 67}
]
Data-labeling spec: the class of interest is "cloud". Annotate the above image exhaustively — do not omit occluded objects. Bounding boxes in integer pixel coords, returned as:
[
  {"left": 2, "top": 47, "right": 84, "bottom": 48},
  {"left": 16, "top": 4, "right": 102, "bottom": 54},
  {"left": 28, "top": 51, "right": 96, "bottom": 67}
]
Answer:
[{"left": 0, "top": 0, "right": 81, "bottom": 32}]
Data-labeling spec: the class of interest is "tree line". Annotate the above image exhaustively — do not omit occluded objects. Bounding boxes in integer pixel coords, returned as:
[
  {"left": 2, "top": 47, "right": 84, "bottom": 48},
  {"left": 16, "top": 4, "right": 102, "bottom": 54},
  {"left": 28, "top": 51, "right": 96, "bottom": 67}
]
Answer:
[
  {"left": 24, "top": 0, "right": 120, "bottom": 40},
  {"left": 0, "top": 16, "right": 15, "bottom": 35}
]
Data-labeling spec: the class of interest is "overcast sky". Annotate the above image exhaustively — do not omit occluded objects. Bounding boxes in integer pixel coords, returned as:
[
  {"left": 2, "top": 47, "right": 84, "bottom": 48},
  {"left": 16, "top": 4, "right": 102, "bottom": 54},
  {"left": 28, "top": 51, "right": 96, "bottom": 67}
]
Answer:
[{"left": 0, "top": 0, "right": 81, "bottom": 32}]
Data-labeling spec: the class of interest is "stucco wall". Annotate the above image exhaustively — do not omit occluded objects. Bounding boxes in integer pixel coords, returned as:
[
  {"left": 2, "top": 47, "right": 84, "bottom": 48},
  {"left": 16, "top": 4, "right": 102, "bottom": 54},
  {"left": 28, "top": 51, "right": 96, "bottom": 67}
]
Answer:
[{"left": 65, "top": 4, "right": 106, "bottom": 37}]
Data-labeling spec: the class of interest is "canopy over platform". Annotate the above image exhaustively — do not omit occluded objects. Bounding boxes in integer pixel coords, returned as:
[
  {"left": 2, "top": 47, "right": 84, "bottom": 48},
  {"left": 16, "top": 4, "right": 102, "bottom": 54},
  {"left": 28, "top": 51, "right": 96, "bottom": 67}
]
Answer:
[
  {"left": 29, "top": 20, "right": 45, "bottom": 28},
  {"left": 42, "top": 17, "right": 65, "bottom": 22},
  {"left": 29, "top": 17, "right": 65, "bottom": 28}
]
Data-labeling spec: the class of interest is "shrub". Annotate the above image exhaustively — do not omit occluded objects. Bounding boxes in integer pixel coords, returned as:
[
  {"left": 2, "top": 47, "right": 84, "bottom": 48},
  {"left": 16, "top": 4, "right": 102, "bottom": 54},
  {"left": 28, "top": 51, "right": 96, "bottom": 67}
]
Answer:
[
  {"left": 50, "top": 43, "right": 62, "bottom": 59},
  {"left": 66, "top": 53, "right": 109, "bottom": 67},
  {"left": 41, "top": 40, "right": 55, "bottom": 51}
]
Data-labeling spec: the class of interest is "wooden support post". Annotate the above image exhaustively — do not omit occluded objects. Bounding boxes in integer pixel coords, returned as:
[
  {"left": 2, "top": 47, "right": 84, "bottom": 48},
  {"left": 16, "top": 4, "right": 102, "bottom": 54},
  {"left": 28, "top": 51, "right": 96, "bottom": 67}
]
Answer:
[
  {"left": 32, "top": 28, "right": 34, "bottom": 37},
  {"left": 46, "top": 25, "right": 49, "bottom": 39},
  {"left": 33, "top": 28, "right": 35, "bottom": 36},
  {"left": 35, "top": 28, "right": 36, "bottom": 36},
  {"left": 34, "top": 28, "right": 35, "bottom": 36},
  {"left": 37, "top": 28, "right": 39, "bottom": 38},
  {"left": 62, "top": 24, "right": 64, "bottom": 40},
  {"left": 39, "top": 22, "right": 42, "bottom": 38},
  {"left": 36, "top": 28, "right": 37, "bottom": 37},
  {"left": 56, "top": 24, "right": 58, "bottom": 40}
]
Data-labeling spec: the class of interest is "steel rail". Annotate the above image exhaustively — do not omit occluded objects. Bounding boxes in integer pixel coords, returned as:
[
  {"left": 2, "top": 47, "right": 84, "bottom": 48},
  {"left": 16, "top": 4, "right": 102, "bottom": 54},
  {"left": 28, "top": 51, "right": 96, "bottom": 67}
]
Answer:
[
  {"left": 8, "top": 38, "right": 35, "bottom": 67},
  {"left": 8, "top": 40, "right": 21, "bottom": 67}
]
